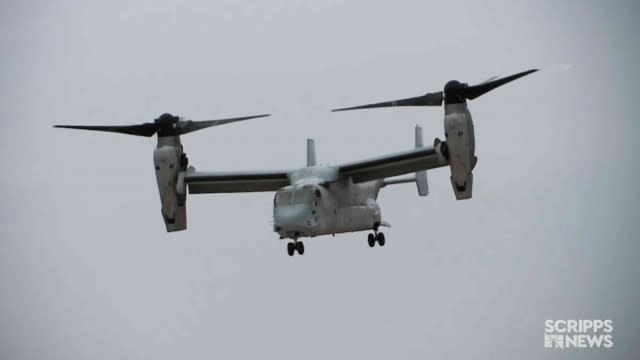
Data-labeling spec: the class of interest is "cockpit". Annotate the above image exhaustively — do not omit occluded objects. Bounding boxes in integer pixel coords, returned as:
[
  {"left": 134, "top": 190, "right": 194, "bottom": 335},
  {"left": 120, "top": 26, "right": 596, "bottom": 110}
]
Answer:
[
  {"left": 273, "top": 185, "right": 325, "bottom": 237},
  {"left": 274, "top": 185, "right": 322, "bottom": 208}
]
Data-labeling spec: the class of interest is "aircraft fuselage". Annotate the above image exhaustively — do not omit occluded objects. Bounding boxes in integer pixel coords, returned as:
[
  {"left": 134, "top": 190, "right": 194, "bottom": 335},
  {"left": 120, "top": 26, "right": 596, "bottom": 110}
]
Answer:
[{"left": 273, "top": 179, "right": 383, "bottom": 240}]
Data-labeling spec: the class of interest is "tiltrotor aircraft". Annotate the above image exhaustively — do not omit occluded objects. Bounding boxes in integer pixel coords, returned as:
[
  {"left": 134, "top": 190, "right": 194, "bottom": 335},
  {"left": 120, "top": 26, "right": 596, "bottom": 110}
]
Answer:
[
  {"left": 186, "top": 126, "right": 446, "bottom": 255},
  {"left": 54, "top": 69, "right": 536, "bottom": 256},
  {"left": 333, "top": 68, "right": 538, "bottom": 200}
]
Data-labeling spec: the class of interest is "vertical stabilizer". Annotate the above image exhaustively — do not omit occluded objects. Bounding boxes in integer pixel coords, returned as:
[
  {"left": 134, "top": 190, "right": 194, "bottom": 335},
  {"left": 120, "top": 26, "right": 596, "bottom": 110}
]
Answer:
[
  {"left": 415, "top": 125, "right": 429, "bottom": 196},
  {"left": 307, "top": 138, "right": 317, "bottom": 166}
]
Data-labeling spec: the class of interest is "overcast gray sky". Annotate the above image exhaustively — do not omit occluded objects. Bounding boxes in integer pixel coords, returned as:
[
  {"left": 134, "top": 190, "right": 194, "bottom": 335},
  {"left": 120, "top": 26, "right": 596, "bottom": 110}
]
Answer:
[{"left": 1, "top": 1, "right": 639, "bottom": 359}]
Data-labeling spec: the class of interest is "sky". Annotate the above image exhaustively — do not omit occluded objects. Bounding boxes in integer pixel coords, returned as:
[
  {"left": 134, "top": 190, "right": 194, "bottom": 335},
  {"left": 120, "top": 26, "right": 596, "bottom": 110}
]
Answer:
[{"left": 1, "top": 1, "right": 639, "bottom": 359}]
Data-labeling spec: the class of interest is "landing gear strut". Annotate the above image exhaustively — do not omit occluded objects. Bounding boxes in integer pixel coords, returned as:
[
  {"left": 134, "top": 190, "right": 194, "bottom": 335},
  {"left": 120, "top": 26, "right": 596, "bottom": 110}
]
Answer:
[
  {"left": 287, "top": 240, "right": 304, "bottom": 256},
  {"left": 367, "top": 224, "right": 386, "bottom": 247}
]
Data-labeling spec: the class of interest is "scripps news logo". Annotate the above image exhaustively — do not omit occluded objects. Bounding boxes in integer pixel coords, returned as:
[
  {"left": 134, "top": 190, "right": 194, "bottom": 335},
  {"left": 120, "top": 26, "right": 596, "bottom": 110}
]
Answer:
[{"left": 544, "top": 320, "right": 613, "bottom": 349}]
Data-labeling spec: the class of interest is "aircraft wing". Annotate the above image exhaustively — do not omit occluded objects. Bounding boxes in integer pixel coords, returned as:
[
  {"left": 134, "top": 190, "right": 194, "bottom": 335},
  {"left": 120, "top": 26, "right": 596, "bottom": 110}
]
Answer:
[
  {"left": 337, "top": 146, "right": 448, "bottom": 183},
  {"left": 184, "top": 170, "right": 291, "bottom": 194}
]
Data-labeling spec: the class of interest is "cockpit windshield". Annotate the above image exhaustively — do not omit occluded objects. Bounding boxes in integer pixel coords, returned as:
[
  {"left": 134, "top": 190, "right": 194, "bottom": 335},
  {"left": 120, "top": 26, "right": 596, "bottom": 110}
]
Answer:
[
  {"left": 275, "top": 191, "right": 292, "bottom": 206},
  {"left": 275, "top": 188, "right": 313, "bottom": 207},
  {"left": 292, "top": 189, "right": 311, "bottom": 204}
]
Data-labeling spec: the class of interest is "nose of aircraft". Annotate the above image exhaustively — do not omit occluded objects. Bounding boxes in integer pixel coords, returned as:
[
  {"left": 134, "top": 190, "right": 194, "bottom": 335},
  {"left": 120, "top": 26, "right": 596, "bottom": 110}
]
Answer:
[{"left": 274, "top": 205, "right": 317, "bottom": 233}]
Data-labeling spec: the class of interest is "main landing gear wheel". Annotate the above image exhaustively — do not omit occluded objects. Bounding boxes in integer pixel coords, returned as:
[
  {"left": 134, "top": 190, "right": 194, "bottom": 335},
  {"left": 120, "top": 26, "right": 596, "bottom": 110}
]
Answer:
[
  {"left": 368, "top": 231, "right": 386, "bottom": 248},
  {"left": 296, "top": 241, "right": 305, "bottom": 255},
  {"left": 287, "top": 241, "right": 305, "bottom": 256},
  {"left": 368, "top": 233, "right": 375, "bottom": 247}
]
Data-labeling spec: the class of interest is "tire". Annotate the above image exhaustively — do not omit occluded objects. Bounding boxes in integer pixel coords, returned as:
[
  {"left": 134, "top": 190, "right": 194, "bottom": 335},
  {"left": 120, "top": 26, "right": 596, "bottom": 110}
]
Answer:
[
  {"left": 368, "top": 233, "right": 375, "bottom": 247},
  {"left": 297, "top": 242, "right": 305, "bottom": 255},
  {"left": 377, "top": 232, "right": 386, "bottom": 246},
  {"left": 287, "top": 242, "right": 295, "bottom": 256}
]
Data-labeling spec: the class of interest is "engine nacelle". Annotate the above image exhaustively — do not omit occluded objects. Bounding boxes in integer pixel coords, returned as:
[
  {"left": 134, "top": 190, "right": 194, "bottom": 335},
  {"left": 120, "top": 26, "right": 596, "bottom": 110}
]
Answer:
[
  {"left": 435, "top": 137, "right": 473, "bottom": 200},
  {"left": 441, "top": 105, "right": 476, "bottom": 200},
  {"left": 154, "top": 145, "right": 187, "bottom": 231},
  {"left": 450, "top": 170, "right": 473, "bottom": 200},
  {"left": 445, "top": 135, "right": 474, "bottom": 200}
]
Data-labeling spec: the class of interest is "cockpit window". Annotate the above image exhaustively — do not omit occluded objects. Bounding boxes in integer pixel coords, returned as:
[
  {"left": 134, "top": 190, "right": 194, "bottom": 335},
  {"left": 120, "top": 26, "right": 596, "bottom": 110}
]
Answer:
[
  {"left": 275, "top": 191, "right": 292, "bottom": 206},
  {"left": 275, "top": 186, "right": 322, "bottom": 208},
  {"left": 291, "top": 189, "right": 311, "bottom": 204},
  {"left": 275, "top": 189, "right": 314, "bottom": 206}
]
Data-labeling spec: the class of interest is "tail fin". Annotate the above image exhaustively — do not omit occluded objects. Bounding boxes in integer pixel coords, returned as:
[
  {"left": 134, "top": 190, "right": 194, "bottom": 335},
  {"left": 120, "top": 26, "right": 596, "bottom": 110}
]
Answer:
[
  {"left": 415, "top": 125, "right": 429, "bottom": 196},
  {"left": 307, "top": 138, "right": 317, "bottom": 166}
]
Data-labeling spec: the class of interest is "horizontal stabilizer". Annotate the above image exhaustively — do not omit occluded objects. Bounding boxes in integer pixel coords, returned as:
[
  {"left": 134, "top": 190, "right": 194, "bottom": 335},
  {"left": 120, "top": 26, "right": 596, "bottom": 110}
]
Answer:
[
  {"left": 416, "top": 171, "right": 429, "bottom": 196},
  {"left": 382, "top": 176, "right": 416, "bottom": 187}
]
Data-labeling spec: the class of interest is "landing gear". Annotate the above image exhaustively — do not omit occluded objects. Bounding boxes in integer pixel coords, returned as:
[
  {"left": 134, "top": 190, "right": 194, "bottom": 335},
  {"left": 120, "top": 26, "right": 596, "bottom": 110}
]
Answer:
[
  {"left": 287, "top": 241, "right": 305, "bottom": 256},
  {"left": 296, "top": 241, "right": 304, "bottom": 255},
  {"left": 367, "top": 225, "right": 386, "bottom": 247}
]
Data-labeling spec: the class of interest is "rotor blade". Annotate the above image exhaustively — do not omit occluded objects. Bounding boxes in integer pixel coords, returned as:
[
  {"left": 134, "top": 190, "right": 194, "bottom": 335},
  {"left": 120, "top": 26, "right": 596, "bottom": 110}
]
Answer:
[
  {"left": 332, "top": 92, "right": 443, "bottom": 112},
  {"left": 53, "top": 123, "right": 157, "bottom": 137},
  {"left": 177, "top": 114, "right": 270, "bottom": 135},
  {"left": 460, "top": 69, "right": 539, "bottom": 100},
  {"left": 481, "top": 76, "right": 499, "bottom": 84}
]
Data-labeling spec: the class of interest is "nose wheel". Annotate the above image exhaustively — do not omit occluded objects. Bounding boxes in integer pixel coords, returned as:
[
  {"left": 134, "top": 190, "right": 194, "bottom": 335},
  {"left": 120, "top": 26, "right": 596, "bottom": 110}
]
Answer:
[
  {"left": 287, "top": 241, "right": 304, "bottom": 256},
  {"left": 367, "top": 231, "right": 385, "bottom": 247}
]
